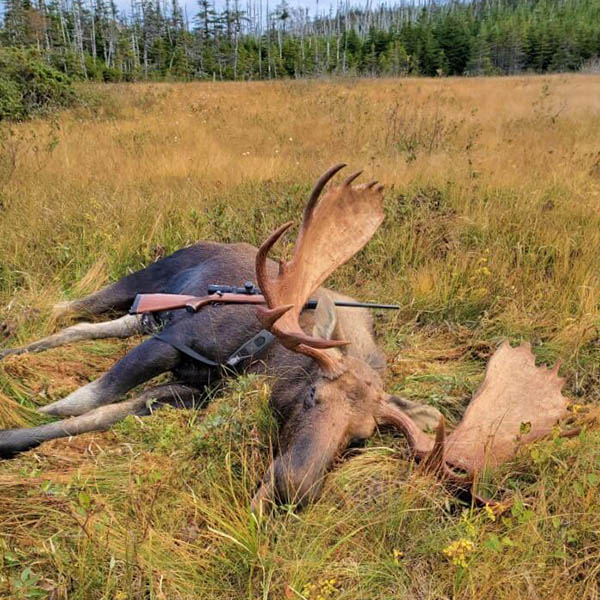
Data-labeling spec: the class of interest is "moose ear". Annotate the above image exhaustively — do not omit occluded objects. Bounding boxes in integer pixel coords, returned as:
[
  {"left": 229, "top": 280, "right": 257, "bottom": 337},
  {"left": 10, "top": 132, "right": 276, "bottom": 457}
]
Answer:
[
  {"left": 312, "top": 293, "right": 341, "bottom": 341},
  {"left": 387, "top": 395, "right": 443, "bottom": 433}
]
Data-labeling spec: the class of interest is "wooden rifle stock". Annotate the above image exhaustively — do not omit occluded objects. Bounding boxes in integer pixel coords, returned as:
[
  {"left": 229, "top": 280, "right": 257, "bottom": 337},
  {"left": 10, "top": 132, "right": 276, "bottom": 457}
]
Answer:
[{"left": 130, "top": 293, "right": 266, "bottom": 314}]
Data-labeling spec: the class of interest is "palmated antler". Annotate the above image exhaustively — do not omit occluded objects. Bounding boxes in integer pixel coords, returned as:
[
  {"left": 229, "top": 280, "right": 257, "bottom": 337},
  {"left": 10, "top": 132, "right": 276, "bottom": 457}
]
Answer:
[
  {"left": 380, "top": 341, "right": 574, "bottom": 487},
  {"left": 443, "top": 341, "right": 571, "bottom": 474},
  {"left": 255, "top": 164, "right": 384, "bottom": 376}
]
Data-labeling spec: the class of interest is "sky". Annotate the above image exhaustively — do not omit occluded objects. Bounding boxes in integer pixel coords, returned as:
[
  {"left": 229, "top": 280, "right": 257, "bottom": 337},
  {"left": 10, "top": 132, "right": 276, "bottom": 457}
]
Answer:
[
  {"left": 0, "top": 0, "right": 379, "bottom": 24},
  {"left": 0, "top": 0, "right": 381, "bottom": 26},
  {"left": 115, "top": 0, "right": 374, "bottom": 22},
  {"left": 186, "top": 0, "right": 372, "bottom": 13}
]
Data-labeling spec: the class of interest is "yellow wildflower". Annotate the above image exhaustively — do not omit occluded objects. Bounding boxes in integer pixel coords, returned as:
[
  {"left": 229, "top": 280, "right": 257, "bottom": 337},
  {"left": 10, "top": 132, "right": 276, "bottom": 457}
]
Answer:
[
  {"left": 442, "top": 538, "right": 475, "bottom": 568},
  {"left": 392, "top": 548, "right": 405, "bottom": 564}
]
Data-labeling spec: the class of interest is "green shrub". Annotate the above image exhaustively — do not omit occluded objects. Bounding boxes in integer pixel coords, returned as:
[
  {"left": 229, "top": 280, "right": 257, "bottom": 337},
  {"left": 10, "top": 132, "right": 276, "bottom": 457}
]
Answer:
[
  {"left": 0, "top": 75, "right": 23, "bottom": 120},
  {"left": 0, "top": 47, "right": 77, "bottom": 121}
]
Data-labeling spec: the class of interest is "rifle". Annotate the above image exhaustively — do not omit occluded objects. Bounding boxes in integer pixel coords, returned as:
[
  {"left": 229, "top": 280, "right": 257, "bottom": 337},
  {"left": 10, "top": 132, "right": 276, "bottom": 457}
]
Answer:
[{"left": 130, "top": 282, "right": 400, "bottom": 315}]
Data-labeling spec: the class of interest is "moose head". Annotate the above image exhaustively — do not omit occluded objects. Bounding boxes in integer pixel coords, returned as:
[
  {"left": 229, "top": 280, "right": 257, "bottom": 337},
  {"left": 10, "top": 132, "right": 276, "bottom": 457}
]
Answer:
[{"left": 250, "top": 164, "right": 574, "bottom": 511}]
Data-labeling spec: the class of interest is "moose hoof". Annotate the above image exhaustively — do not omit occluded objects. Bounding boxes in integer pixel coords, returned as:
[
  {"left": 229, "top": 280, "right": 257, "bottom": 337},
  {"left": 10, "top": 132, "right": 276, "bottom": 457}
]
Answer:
[
  {"left": 0, "top": 428, "right": 39, "bottom": 459},
  {"left": 51, "top": 301, "right": 78, "bottom": 320}
]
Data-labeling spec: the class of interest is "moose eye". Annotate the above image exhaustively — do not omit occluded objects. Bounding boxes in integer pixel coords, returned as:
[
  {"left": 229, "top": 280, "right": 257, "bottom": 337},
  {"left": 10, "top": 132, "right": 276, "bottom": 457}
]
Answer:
[{"left": 304, "top": 386, "right": 316, "bottom": 410}]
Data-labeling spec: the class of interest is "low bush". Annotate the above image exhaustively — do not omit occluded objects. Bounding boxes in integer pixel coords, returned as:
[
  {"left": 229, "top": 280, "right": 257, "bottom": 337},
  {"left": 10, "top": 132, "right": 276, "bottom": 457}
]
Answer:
[{"left": 0, "top": 47, "right": 77, "bottom": 120}]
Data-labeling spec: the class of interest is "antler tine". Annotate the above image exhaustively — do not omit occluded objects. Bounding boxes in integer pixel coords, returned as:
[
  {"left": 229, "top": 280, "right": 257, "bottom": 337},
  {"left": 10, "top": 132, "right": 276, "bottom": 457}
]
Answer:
[
  {"left": 304, "top": 163, "right": 347, "bottom": 222},
  {"left": 343, "top": 170, "right": 363, "bottom": 186},
  {"left": 255, "top": 221, "right": 293, "bottom": 306},
  {"left": 419, "top": 417, "right": 447, "bottom": 476}
]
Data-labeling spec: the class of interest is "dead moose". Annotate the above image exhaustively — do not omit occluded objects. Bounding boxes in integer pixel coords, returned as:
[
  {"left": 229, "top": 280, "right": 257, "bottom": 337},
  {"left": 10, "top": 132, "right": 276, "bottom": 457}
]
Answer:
[{"left": 0, "top": 164, "right": 574, "bottom": 509}]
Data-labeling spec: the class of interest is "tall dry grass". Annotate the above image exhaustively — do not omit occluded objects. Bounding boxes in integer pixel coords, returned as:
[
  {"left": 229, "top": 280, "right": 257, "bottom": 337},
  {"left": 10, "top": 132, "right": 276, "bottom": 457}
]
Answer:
[{"left": 0, "top": 75, "right": 599, "bottom": 599}]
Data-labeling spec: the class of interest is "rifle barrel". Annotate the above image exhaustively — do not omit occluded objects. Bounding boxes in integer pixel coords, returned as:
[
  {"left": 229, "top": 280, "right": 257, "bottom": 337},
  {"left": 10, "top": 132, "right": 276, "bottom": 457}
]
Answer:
[
  {"left": 306, "top": 300, "right": 399, "bottom": 310},
  {"left": 205, "top": 285, "right": 399, "bottom": 310}
]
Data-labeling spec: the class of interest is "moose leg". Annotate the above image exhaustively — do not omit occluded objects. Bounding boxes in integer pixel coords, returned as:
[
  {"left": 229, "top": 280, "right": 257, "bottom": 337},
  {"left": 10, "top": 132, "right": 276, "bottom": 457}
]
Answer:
[
  {"left": 0, "top": 383, "right": 202, "bottom": 458},
  {"left": 52, "top": 245, "right": 213, "bottom": 319},
  {"left": 0, "top": 315, "right": 143, "bottom": 360},
  {"left": 52, "top": 276, "right": 157, "bottom": 319},
  {"left": 39, "top": 337, "right": 180, "bottom": 417}
]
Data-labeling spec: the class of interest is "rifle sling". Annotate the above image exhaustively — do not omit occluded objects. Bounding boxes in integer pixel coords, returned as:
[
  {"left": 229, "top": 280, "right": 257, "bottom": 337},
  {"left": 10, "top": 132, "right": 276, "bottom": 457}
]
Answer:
[
  {"left": 153, "top": 332, "right": 219, "bottom": 367},
  {"left": 153, "top": 329, "right": 274, "bottom": 370}
]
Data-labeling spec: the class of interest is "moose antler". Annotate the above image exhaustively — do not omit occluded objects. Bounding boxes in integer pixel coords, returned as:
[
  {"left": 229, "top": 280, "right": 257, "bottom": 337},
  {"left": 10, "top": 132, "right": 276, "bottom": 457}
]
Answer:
[
  {"left": 255, "top": 164, "right": 384, "bottom": 376},
  {"left": 381, "top": 341, "right": 574, "bottom": 486},
  {"left": 443, "top": 341, "right": 571, "bottom": 473}
]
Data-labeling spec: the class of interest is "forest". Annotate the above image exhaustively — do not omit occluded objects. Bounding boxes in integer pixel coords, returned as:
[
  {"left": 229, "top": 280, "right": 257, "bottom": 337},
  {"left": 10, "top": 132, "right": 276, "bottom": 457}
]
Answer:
[{"left": 1, "top": 0, "right": 600, "bottom": 81}]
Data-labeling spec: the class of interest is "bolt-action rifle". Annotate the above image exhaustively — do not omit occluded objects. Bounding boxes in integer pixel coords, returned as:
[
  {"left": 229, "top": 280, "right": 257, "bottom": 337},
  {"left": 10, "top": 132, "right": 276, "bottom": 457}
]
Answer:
[{"left": 130, "top": 282, "right": 399, "bottom": 315}]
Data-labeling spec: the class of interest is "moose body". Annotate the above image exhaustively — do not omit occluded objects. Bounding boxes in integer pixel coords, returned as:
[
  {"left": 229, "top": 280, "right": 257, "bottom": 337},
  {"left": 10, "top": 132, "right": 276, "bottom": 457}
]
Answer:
[
  {"left": 4, "top": 164, "right": 561, "bottom": 509},
  {"left": 0, "top": 234, "right": 439, "bottom": 506}
]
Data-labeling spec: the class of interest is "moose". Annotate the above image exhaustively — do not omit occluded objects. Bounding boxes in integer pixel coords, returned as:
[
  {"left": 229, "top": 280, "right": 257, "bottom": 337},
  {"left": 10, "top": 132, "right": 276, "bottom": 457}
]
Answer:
[{"left": 0, "top": 164, "right": 573, "bottom": 509}]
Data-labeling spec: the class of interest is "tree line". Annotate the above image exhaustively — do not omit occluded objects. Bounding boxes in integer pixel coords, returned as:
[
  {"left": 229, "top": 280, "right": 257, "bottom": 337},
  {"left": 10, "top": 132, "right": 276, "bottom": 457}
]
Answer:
[{"left": 1, "top": 0, "right": 599, "bottom": 81}]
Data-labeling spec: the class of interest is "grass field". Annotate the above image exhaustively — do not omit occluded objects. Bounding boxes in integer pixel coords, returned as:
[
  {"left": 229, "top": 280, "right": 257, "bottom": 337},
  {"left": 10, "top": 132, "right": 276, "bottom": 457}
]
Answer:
[{"left": 0, "top": 75, "right": 599, "bottom": 599}]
